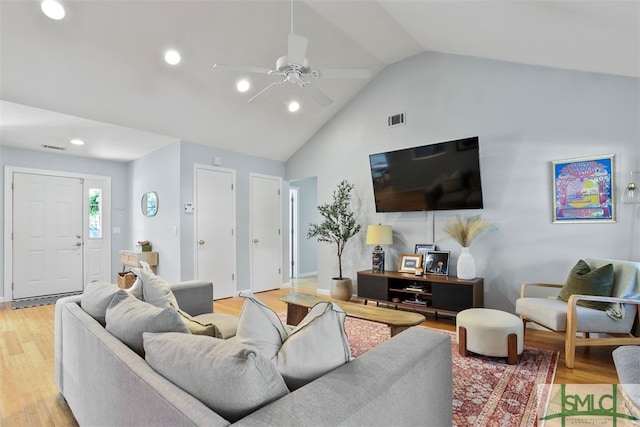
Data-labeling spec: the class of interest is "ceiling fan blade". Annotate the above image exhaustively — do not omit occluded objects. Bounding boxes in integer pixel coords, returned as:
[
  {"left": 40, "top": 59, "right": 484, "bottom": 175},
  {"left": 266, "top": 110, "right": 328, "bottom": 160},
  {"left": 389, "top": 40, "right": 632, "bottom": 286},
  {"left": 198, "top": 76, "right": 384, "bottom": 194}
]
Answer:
[
  {"left": 247, "top": 81, "right": 282, "bottom": 103},
  {"left": 304, "top": 83, "right": 333, "bottom": 107},
  {"left": 213, "top": 63, "right": 271, "bottom": 75},
  {"left": 315, "top": 68, "right": 371, "bottom": 79},
  {"left": 287, "top": 33, "right": 308, "bottom": 65}
]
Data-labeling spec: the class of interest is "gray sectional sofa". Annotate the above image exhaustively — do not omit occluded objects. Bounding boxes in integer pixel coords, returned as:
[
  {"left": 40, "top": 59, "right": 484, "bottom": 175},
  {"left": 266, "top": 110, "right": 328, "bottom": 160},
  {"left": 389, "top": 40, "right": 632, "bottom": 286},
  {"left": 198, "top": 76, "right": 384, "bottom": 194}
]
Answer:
[{"left": 55, "top": 280, "right": 453, "bottom": 426}]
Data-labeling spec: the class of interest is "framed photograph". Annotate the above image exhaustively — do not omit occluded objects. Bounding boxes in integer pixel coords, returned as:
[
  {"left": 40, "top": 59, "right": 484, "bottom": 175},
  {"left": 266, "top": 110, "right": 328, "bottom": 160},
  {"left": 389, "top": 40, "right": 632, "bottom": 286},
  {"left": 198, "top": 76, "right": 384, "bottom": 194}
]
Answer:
[
  {"left": 552, "top": 154, "right": 615, "bottom": 223},
  {"left": 424, "top": 251, "right": 450, "bottom": 275},
  {"left": 414, "top": 244, "right": 436, "bottom": 269},
  {"left": 398, "top": 253, "right": 423, "bottom": 273}
]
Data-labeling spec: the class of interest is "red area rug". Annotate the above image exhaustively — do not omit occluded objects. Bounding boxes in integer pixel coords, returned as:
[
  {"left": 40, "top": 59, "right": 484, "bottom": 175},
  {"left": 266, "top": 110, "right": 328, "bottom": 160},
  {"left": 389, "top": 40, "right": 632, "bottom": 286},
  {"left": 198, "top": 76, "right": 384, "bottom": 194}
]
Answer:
[{"left": 342, "top": 318, "right": 558, "bottom": 427}]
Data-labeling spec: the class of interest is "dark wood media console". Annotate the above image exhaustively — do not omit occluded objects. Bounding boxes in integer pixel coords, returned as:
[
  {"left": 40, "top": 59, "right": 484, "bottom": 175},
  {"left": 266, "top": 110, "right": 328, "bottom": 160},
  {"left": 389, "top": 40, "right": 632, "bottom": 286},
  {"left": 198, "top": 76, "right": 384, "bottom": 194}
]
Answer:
[{"left": 357, "top": 270, "right": 484, "bottom": 317}]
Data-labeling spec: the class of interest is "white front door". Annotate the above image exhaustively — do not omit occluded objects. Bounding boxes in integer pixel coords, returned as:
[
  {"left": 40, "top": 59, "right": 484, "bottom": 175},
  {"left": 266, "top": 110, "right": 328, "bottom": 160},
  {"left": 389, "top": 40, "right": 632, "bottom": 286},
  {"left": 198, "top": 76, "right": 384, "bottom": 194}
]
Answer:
[
  {"left": 195, "top": 166, "right": 236, "bottom": 299},
  {"left": 12, "top": 173, "right": 84, "bottom": 299},
  {"left": 250, "top": 174, "right": 282, "bottom": 293}
]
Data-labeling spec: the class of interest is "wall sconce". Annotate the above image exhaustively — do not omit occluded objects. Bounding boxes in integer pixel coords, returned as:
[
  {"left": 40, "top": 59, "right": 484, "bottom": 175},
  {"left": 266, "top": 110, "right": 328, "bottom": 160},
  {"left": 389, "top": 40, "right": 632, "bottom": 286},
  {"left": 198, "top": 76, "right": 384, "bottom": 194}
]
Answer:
[
  {"left": 622, "top": 171, "right": 640, "bottom": 204},
  {"left": 366, "top": 225, "right": 393, "bottom": 273}
]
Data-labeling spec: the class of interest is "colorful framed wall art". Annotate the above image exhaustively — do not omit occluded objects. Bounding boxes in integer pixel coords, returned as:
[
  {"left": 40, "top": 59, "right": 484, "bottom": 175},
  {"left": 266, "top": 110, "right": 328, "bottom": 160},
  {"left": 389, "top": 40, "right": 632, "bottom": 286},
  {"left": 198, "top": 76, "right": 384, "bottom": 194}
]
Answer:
[{"left": 552, "top": 154, "right": 615, "bottom": 223}]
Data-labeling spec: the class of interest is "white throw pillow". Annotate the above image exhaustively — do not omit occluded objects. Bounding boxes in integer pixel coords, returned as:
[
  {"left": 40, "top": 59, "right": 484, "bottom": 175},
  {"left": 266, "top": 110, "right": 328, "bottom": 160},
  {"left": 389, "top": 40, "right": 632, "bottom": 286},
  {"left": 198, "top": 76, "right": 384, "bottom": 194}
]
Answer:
[
  {"left": 80, "top": 281, "right": 120, "bottom": 325},
  {"left": 236, "top": 293, "right": 351, "bottom": 390},
  {"left": 131, "top": 262, "right": 179, "bottom": 309},
  {"left": 143, "top": 332, "right": 289, "bottom": 423},
  {"left": 235, "top": 292, "right": 289, "bottom": 359},
  {"left": 276, "top": 302, "right": 351, "bottom": 390}
]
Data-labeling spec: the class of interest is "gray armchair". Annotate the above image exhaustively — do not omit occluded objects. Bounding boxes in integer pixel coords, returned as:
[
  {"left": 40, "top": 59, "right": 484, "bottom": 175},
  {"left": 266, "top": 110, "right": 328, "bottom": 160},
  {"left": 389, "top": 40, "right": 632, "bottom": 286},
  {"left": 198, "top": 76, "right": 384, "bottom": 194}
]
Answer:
[{"left": 516, "top": 258, "right": 640, "bottom": 368}]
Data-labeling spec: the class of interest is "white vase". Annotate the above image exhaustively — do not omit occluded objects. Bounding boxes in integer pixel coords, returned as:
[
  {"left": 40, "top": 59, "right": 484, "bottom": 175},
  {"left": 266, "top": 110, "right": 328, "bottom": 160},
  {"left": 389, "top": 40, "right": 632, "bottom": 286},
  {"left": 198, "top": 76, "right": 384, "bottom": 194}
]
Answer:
[{"left": 457, "top": 247, "right": 476, "bottom": 280}]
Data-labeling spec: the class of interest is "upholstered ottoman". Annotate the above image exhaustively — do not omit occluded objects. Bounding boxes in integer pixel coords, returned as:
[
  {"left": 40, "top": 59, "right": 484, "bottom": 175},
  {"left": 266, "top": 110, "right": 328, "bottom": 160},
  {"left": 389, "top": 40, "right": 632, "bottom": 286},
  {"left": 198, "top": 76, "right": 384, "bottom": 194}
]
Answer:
[{"left": 456, "top": 308, "right": 524, "bottom": 365}]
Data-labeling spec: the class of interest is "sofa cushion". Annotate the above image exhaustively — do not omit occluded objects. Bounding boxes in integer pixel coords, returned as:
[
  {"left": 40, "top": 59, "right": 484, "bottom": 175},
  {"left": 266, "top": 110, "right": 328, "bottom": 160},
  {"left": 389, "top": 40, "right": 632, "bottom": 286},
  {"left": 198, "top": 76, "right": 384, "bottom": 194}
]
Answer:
[
  {"left": 131, "top": 262, "right": 179, "bottom": 309},
  {"left": 558, "top": 260, "right": 615, "bottom": 310},
  {"left": 275, "top": 301, "right": 351, "bottom": 390},
  {"left": 143, "top": 332, "right": 289, "bottom": 423},
  {"left": 236, "top": 293, "right": 351, "bottom": 390},
  {"left": 235, "top": 292, "right": 289, "bottom": 359},
  {"left": 105, "top": 291, "right": 189, "bottom": 355},
  {"left": 80, "top": 281, "right": 120, "bottom": 325},
  {"left": 175, "top": 307, "right": 222, "bottom": 338},
  {"left": 192, "top": 312, "right": 239, "bottom": 339}
]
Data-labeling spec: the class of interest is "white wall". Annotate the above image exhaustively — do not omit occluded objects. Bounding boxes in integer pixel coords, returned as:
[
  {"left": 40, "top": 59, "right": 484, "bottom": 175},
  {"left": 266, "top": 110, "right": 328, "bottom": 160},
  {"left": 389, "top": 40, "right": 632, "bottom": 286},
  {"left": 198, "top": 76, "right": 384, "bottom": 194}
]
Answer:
[
  {"left": 286, "top": 51, "right": 640, "bottom": 312},
  {"left": 0, "top": 146, "right": 131, "bottom": 299}
]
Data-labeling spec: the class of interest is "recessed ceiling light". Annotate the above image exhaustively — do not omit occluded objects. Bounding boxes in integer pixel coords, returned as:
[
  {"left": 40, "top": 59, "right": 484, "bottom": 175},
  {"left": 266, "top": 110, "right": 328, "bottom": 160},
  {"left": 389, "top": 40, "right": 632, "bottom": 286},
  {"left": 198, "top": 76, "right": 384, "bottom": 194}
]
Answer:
[
  {"left": 41, "top": 0, "right": 65, "bottom": 20},
  {"left": 288, "top": 101, "right": 300, "bottom": 113},
  {"left": 236, "top": 79, "right": 250, "bottom": 93},
  {"left": 164, "top": 50, "right": 181, "bottom": 65},
  {"left": 70, "top": 139, "right": 85, "bottom": 146}
]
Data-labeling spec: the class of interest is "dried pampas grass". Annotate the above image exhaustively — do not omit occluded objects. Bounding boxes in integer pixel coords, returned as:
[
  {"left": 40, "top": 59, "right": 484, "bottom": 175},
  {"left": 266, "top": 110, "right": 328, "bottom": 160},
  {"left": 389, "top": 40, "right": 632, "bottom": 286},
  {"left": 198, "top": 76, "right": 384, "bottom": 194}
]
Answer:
[{"left": 442, "top": 215, "right": 493, "bottom": 247}]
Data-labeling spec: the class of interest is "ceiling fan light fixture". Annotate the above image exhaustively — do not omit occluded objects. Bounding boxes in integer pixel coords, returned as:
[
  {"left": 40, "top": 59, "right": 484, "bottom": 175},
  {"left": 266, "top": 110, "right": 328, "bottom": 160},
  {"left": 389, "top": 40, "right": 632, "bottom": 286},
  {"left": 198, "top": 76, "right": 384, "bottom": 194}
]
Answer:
[
  {"left": 236, "top": 79, "right": 250, "bottom": 93},
  {"left": 164, "top": 49, "right": 181, "bottom": 65},
  {"left": 41, "top": 0, "right": 65, "bottom": 20},
  {"left": 288, "top": 101, "right": 300, "bottom": 113}
]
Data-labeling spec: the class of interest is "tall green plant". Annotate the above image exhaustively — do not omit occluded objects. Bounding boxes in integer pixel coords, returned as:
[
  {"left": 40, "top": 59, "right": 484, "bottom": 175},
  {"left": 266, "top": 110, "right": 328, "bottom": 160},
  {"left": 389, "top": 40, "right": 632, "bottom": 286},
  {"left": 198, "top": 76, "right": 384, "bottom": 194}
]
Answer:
[{"left": 307, "top": 180, "right": 361, "bottom": 280}]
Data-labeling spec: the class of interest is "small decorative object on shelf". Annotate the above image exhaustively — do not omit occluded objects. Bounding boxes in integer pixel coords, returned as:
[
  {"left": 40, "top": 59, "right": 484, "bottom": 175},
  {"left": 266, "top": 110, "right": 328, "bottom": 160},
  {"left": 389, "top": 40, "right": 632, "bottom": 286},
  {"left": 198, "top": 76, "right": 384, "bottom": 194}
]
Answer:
[{"left": 137, "top": 240, "right": 152, "bottom": 252}]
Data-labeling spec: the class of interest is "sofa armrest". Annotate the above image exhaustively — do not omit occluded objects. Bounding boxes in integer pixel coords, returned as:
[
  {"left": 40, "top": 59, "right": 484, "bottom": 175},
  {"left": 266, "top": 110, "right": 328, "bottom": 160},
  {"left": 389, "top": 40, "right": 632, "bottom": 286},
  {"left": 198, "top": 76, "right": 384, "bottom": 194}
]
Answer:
[
  {"left": 55, "top": 295, "right": 83, "bottom": 393},
  {"left": 234, "top": 327, "right": 452, "bottom": 426},
  {"left": 170, "top": 281, "right": 213, "bottom": 316}
]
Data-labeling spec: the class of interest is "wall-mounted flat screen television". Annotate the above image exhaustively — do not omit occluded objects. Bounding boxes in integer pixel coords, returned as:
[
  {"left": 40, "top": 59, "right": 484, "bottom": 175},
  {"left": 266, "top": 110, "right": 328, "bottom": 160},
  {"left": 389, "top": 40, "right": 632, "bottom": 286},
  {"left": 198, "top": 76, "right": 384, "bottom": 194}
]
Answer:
[{"left": 369, "top": 136, "right": 484, "bottom": 212}]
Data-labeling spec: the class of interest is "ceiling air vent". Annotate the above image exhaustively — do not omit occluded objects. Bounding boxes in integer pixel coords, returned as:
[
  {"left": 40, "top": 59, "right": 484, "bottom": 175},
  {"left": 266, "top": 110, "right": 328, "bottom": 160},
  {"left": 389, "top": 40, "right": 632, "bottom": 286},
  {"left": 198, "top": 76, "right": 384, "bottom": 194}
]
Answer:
[
  {"left": 387, "top": 112, "right": 405, "bottom": 128},
  {"left": 41, "top": 144, "right": 67, "bottom": 151}
]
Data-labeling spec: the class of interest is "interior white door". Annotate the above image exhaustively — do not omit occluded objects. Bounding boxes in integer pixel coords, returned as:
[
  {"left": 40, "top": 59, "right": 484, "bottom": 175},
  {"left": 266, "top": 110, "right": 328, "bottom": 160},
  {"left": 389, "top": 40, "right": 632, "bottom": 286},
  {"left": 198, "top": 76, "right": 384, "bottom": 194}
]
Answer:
[
  {"left": 250, "top": 174, "right": 282, "bottom": 293},
  {"left": 195, "top": 166, "right": 236, "bottom": 299},
  {"left": 12, "top": 173, "right": 84, "bottom": 299}
]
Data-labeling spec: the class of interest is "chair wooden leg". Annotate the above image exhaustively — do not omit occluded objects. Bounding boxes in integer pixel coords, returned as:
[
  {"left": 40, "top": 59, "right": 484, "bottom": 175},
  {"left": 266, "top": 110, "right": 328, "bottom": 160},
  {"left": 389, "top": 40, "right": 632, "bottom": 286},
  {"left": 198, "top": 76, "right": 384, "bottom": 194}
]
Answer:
[
  {"left": 507, "top": 333, "right": 518, "bottom": 365},
  {"left": 458, "top": 326, "right": 468, "bottom": 357},
  {"left": 565, "top": 333, "right": 576, "bottom": 369}
]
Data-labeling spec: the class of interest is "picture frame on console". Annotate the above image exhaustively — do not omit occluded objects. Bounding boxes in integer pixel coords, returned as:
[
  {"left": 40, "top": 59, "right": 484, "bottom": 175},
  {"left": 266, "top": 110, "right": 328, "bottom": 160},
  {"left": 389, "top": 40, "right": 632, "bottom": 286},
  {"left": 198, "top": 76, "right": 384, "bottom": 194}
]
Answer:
[
  {"left": 415, "top": 244, "right": 436, "bottom": 269},
  {"left": 398, "top": 253, "right": 423, "bottom": 273},
  {"left": 424, "top": 251, "right": 450, "bottom": 275}
]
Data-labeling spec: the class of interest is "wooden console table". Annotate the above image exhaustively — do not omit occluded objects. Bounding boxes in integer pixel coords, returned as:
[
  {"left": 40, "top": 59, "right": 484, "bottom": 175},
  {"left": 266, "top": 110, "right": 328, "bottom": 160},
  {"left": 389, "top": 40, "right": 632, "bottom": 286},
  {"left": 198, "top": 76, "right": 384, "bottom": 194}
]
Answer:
[
  {"left": 357, "top": 270, "right": 484, "bottom": 317},
  {"left": 280, "top": 293, "right": 425, "bottom": 337}
]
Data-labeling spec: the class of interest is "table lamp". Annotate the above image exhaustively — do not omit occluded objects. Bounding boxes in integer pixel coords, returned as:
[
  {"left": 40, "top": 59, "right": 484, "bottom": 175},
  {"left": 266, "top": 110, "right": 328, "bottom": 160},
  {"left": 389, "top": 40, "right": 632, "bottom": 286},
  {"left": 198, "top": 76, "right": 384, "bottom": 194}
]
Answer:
[{"left": 366, "top": 225, "right": 393, "bottom": 273}]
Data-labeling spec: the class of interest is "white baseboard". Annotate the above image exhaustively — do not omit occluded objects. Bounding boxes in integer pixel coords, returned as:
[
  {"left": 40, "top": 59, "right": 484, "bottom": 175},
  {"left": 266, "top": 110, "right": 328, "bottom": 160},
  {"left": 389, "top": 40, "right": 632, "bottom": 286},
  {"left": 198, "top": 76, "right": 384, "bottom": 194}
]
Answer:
[{"left": 297, "top": 272, "right": 318, "bottom": 278}]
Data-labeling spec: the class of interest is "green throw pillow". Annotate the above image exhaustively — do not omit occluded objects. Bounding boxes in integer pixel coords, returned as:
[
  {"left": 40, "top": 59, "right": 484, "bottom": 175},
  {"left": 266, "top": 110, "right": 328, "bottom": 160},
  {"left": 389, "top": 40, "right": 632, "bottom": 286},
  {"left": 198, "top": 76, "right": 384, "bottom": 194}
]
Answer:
[{"left": 558, "top": 260, "right": 614, "bottom": 310}]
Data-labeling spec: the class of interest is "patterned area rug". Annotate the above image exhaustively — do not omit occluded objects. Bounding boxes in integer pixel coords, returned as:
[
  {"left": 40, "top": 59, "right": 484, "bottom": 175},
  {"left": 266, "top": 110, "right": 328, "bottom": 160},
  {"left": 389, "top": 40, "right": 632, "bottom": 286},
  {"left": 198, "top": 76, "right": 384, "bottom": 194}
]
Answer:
[{"left": 342, "top": 317, "right": 558, "bottom": 427}]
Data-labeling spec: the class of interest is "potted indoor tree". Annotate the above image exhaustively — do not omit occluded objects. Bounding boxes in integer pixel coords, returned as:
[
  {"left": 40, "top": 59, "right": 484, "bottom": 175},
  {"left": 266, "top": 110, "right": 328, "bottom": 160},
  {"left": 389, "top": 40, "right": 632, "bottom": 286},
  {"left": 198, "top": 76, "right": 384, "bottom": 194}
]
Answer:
[{"left": 307, "top": 180, "right": 362, "bottom": 300}]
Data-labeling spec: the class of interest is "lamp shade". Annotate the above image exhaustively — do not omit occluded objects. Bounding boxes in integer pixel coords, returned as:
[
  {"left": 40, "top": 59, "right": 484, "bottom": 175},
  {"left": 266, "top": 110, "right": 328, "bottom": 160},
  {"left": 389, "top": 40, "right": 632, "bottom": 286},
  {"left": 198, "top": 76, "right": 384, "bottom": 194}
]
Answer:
[{"left": 366, "top": 225, "right": 393, "bottom": 245}]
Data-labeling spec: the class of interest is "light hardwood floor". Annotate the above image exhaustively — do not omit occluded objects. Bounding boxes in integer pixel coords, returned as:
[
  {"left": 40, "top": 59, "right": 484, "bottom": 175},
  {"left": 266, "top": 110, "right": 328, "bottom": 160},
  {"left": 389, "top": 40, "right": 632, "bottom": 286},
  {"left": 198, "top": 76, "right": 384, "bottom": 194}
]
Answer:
[{"left": 0, "top": 281, "right": 620, "bottom": 426}]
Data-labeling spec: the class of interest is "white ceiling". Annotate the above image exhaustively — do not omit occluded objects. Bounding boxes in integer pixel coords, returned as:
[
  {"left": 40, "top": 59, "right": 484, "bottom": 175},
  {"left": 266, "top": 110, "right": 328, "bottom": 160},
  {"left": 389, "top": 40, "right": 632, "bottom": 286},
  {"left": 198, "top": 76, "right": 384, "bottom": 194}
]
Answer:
[{"left": 1, "top": 0, "right": 638, "bottom": 163}]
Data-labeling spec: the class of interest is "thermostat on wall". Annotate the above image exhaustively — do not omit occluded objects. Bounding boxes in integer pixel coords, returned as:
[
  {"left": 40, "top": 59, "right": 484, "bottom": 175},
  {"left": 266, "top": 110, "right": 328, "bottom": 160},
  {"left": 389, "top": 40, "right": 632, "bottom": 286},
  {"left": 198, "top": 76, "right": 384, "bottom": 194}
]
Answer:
[{"left": 184, "top": 203, "right": 194, "bottom": 213}]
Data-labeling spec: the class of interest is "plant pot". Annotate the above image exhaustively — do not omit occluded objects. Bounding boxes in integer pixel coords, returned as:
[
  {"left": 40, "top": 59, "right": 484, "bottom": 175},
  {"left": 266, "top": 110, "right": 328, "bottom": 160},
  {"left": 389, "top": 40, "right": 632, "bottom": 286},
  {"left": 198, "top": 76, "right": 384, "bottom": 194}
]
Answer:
[
  {"left": 330, "top": 278, "right": 353, "bottom": 301},
  {"left": 457, "top": 247, "right": 476, "bottom": 280}
]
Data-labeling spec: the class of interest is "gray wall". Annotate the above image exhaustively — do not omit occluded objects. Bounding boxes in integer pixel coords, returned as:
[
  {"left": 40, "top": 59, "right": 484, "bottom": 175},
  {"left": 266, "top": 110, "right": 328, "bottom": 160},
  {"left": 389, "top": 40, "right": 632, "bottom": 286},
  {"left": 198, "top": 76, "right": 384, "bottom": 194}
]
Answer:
[
  {"left": 0, "top": 145, "right": 131, "bottom": 300},
  {"left": 291, "top": 176, "right": 318, "bottom": 277},
  {"left": 286, "top": 51, "right": 640, "bottom": 311},
  {"left": 129, "top": 143, "right": 182, "bottom": 282},
  {"left": 178, "top": 141, "right": 287, "bottom": 291}
]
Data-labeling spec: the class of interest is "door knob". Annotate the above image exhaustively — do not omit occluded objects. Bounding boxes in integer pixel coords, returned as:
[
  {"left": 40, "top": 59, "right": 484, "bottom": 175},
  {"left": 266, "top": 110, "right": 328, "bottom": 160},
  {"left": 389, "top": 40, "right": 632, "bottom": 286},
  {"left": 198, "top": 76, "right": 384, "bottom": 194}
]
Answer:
[
  {"left": 198, "top": 240, "right": 205, "bottom": 245},
  {"left": 253, "top": 239, "right": 259, "bottom": 243},
  {"left": 74, "top": 242, "right": 82, "bottom": 247}
]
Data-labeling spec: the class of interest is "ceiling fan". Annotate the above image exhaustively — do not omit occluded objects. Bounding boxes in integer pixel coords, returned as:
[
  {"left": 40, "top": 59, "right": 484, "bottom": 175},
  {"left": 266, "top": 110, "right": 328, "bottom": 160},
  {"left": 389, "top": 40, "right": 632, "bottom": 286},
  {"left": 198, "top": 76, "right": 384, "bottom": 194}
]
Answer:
[{"left": 213, "top": 1, "right": 370, "bottom": 107}]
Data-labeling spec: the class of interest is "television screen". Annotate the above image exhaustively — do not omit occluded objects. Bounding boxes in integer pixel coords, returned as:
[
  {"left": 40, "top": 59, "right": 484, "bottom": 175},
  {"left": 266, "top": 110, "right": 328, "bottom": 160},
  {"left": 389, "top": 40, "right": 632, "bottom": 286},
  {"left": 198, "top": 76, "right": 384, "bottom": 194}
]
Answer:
[{"left": 369, "top": 136, "right": 484, "bottom": 212}]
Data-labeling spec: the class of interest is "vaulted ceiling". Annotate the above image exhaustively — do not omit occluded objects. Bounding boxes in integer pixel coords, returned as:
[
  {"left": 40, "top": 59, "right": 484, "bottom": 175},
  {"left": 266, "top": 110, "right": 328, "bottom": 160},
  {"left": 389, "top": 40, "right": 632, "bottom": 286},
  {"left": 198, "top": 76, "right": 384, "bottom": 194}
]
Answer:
[{"left": 1, "top": 1, "right": 638, "bottom": 162}]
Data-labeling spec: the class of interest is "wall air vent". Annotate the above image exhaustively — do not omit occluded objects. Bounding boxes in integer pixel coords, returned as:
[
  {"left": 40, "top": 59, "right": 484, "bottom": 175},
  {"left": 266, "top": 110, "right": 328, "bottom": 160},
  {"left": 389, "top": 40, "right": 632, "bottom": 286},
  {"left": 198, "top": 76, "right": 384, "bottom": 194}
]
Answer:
[
  {"left": 387, "top": 112, "right": 405, "bottom": 128},
  {"left": 41, "top": 144, "right": 67, "bottom": 151}
]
